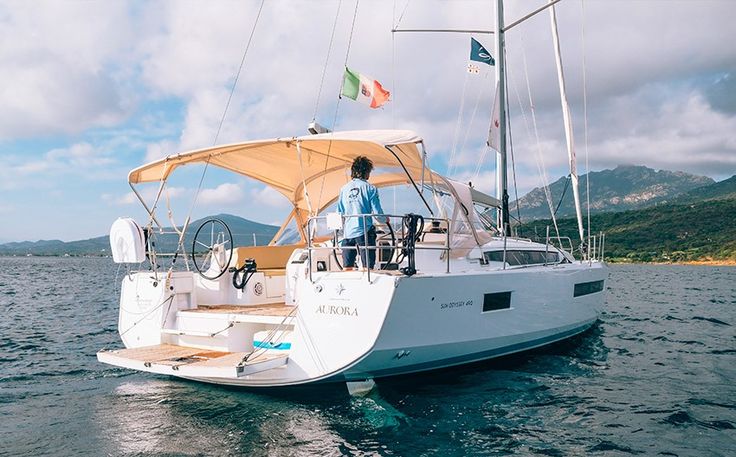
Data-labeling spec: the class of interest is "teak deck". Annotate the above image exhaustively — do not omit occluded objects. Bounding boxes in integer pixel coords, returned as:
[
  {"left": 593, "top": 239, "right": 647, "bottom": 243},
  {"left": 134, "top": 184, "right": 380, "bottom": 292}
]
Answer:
[
  {"left": 102, "top": 343, "right": 285, "bottom": 368},
  {"left": 186, "top": 303, "right": 295, "bottom": 317}
]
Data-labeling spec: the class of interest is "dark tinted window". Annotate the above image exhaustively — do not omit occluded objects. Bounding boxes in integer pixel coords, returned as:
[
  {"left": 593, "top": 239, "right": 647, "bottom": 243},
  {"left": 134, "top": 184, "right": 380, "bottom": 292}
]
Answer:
[
  {"left": 484, "top": 250, "right": 558, "bottom": 266},
  {"left": 573, "top": 280, "right": 604, "bottom": 297},
  {"left": 483, "top": 291, "right": 512, "bottom": 312}
]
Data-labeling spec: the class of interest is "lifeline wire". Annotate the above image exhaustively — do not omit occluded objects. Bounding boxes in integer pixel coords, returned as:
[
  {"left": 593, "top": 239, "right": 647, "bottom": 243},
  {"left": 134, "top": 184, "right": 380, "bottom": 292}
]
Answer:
[{"left": 119, "top": 295, "right": 175, "bottom": 337}]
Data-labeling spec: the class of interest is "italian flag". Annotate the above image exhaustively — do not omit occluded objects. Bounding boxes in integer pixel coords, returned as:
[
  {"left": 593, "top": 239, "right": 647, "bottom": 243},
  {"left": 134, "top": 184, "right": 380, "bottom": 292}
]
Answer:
[{"left": 341, "top": 67, "right": 390, "bottom": 109}]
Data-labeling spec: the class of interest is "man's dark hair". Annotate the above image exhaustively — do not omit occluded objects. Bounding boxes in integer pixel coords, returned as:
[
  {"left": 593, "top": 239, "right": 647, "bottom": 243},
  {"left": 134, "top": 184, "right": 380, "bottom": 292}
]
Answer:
[{"left": 351, "top": 156, "right": 374, "bottom": 180}]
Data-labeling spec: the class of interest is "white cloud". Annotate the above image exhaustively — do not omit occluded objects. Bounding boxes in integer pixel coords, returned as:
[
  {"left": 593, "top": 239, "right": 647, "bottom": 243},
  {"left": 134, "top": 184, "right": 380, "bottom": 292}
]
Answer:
[
  {"left": 250, "top": 186, "right": 290, "bottom": 209},
  {"left": 198, "top": 182, "right": 244, "bottom": 205},
  {"left": 145, "top": 139, "right": 179, "bottom": 162},
  {"left": 0, "top": 142, "right": 125, "bottom": 192},
  {"left": 139, "top": 0, "right": 736, "bottom": 183},
  {"left": 588, "top": 90, "right": 736, "bottom": 175},
  {"left": 103, "top": 185, "right": 187, "bottom": 206},
  {"left": 0, "top": 2, "right": 136, "bottom": 139}
]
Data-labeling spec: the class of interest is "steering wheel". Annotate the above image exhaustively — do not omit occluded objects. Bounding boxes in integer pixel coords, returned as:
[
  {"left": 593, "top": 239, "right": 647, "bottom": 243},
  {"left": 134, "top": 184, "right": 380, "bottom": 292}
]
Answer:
[
  {"left": 330, "top": 220, "right": 398, "bottom": 271},
  {"left": 374, "top": 220, "right": 397, "bottom": 269},
  {"left": 191, "top": 218, "right": 233, "bottom": 280}
]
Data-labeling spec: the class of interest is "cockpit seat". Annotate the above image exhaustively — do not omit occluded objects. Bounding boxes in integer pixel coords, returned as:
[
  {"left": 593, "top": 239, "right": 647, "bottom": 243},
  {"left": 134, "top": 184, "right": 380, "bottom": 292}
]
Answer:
[{"left": 229, "top": 244, "right": 305, "bottom": 275}]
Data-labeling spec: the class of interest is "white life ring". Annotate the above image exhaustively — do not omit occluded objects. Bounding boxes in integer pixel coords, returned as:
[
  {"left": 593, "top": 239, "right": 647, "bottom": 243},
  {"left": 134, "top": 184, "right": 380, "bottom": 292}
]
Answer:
[{"left": 109, "top": 218, "right": 146, "bottom": 263}]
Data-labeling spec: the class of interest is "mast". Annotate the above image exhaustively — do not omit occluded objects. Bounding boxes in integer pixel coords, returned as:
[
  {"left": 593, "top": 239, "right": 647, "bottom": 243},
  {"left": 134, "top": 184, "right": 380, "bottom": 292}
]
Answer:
[{"left": 495, "top": 0, "right": 510, "bottom": 236}]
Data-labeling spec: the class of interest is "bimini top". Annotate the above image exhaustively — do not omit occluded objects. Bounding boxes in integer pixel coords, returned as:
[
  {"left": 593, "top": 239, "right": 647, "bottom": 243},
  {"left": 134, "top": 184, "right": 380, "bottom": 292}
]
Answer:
[{"left": 128, "top": 129, "right": 426, "bottom": 213}]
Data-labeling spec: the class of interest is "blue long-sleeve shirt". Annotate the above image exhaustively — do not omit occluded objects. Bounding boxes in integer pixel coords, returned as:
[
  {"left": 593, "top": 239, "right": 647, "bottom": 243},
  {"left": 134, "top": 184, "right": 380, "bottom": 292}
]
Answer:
[{"left": 337, "top": 178, "right": 385, "bottom": 239}]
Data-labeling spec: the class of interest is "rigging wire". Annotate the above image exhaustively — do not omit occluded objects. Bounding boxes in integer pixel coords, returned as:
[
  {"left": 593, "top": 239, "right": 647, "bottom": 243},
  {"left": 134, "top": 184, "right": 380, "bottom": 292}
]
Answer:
[
  {"left": 391, "top": 0, "right": 411, "bottom": 128},
  {"left": 554, "top": 175, "right": 571, "bottom": 215},
  {"left": 343, "top": 0, "right": 361, "bottom": 67},
  {"left": 508, "top": 66, "right": 548, "bottom": 229},
  {"left": 581, "top": 0, "right": 592, "bottom": 259},
  {"left": 213, "top": 0, "right": 266, "bottom": 146},
  {"left": 456, "top": 70, "right": 491, "bottom": 177},
  {"left": 312, "top": 0, "right": 343, "bottom": 122},
  {"left": 394, "top": 0, "right": 412, "bottom": 28},
  {"left": 392, "top": 0, "right": 398, "bottom": 215},
  {"left": 471, "top": 146, "right": 491, "bottom": 182},
  {"left": 392, "top": 0, "right": 396, "bottom": 127},
  {"left": 519, "top": 38, "right": 561, "bottom": 242},
  {"left": 447, "top": 71, "right": 471, "bottom": 177},
  {"left": 172, "top": 2, "right": 266, "bottom": 268},
  {"left": 504, "top": 59, "right": 522, "bottom": 231},
  {"left": 315, "top": 0, "right": 361, "bottom": 213}
]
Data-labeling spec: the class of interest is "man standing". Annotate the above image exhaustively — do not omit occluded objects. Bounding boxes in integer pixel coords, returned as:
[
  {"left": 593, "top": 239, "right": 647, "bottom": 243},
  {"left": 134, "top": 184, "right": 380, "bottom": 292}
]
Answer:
[{"left": 337, "top": 156, "right": 388, "bottom": 269}]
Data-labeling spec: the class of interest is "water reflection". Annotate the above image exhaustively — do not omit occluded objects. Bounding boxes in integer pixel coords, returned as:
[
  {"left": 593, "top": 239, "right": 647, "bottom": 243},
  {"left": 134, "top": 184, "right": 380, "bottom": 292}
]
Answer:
[{"left": 91, "top": 326, "right": 604, "bottom": 456}]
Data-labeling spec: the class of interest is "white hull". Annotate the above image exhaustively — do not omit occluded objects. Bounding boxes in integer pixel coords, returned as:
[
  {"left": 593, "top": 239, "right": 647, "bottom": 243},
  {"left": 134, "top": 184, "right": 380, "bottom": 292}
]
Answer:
[{"left": 98, "top": 252, "right": 607, "bottom": 388}]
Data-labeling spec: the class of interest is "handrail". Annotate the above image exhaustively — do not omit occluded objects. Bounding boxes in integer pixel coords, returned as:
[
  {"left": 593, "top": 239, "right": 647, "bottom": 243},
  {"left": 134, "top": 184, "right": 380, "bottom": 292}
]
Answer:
[{"left": 306, "top": 213, "right": 451, "bottom": 282}]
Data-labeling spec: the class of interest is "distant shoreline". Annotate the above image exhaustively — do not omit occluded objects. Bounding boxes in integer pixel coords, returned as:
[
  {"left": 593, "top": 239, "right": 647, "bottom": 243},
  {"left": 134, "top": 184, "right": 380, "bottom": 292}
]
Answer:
[
  {"left": 3, "top": 254, "right": 734, "bottom": 267},
  {"left": 607, "top": 259, "right": 736, "bottom": 267},
  {"left": 666, "top": 260, "right": 736, "bottom": 266}
]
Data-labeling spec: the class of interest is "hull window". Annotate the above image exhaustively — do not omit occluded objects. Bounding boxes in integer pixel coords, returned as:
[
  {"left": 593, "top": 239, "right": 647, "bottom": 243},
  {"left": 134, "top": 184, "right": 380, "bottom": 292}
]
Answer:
[
  {"left": 483, "top": 292, "right": 512, "bottom": 312},
  {"left": 574, "top": 280, "right": 604, "bottom": 297},
  {"left": 484, "top": 250, "right": 558, "bottom": 266}
]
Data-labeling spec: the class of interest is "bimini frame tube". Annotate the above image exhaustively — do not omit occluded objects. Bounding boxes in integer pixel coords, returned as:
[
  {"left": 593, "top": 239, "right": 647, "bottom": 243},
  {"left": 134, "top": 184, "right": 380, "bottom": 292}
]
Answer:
[
  {"left": 384, "top": 144, "right": 434, "bottom": 216},
  {"left": 129, "top": 181, "right": 164, "bottom": 229}
]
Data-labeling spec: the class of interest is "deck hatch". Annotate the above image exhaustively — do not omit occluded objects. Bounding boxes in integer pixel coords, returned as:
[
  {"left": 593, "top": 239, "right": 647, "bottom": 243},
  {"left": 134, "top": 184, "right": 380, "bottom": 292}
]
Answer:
[
  {"left": 483, "top": 292, "right": 512, "bottom": 312},
  {"left": 574, "top": 280, "right": 604, "bottom": 297}
]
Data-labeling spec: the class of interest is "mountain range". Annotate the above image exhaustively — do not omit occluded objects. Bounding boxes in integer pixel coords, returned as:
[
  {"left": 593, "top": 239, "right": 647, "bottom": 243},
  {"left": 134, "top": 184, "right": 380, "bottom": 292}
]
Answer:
[{"left": 512, "top": 165, "right": 715, "bottom": 221}]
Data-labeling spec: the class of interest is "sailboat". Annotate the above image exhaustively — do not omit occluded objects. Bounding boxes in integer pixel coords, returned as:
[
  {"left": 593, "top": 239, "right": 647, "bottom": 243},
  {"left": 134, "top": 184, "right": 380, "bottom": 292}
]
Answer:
[{"left": 98, "top": 0, "right": 608, "bottom": 391}]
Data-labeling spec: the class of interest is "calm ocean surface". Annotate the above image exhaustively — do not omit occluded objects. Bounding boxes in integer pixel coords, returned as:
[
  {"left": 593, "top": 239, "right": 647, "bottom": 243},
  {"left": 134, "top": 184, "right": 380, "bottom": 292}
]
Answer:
[{"left": 0, "top": 258, "right": 734, "bottom": 456}]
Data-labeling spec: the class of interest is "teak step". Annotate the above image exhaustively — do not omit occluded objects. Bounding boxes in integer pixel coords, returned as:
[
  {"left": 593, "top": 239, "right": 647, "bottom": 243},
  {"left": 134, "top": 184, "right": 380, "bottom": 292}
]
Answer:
[
  {"left": 97, "top": 344, "right": 288, "bottom": 379},
  {"left": 178, "top": 303, "right": 297, "bottom": 325}
]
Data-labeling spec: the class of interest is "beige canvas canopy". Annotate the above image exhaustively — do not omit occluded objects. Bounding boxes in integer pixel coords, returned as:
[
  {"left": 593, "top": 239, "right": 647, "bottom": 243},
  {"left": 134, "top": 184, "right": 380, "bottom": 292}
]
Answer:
[
  {"left": 129, "top": 129, "right": 498, "bottom": 253},
  {"left": 129, "top": 130, "right": 428, "bottom": 214}
]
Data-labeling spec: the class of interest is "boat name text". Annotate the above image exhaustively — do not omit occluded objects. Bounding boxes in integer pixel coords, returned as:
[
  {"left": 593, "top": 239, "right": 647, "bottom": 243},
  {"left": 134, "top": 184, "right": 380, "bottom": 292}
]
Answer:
[{"left": 316, "top": 305, "right": 359, "bottom": 317}]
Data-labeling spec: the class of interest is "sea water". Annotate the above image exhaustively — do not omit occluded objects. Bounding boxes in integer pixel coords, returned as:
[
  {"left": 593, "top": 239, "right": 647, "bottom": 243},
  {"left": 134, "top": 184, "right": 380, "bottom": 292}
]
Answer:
[{"left": 1, "top": 258, "right": 734, "bottom": 456}]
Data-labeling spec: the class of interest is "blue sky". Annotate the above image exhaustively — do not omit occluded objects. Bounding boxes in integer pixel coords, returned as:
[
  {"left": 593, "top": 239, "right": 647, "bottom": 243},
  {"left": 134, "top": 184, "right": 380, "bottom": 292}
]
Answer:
[{"left": 0, "top": 0, "right": 734, "bottom": 242}]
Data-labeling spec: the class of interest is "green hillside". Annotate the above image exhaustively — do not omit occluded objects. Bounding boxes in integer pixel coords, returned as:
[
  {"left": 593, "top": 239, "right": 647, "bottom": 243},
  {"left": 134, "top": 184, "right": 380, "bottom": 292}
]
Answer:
[
  {"left": 671, "top": 175, "right": 736, "bottom": 204},
  {"left": 522, "top": 197, "right": 736, "bottom": 263}
]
